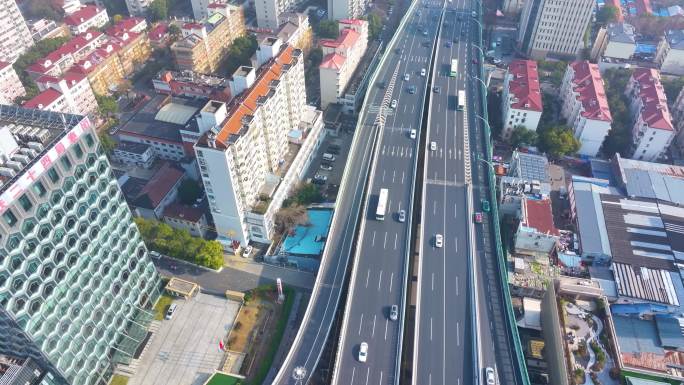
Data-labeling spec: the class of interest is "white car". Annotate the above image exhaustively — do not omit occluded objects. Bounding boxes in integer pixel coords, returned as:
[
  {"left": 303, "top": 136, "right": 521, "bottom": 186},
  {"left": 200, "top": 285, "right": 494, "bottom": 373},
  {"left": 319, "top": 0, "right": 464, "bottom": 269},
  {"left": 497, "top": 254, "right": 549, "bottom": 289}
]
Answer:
[
  {"left": 391, "top": 99, "right": 398, "bottom": 109},
  {"left": 485, "top": 367, "right": 496, "bottom": 385},
  {"left": 430, "top": 141, "right": 437, "bottom": 151},
  {"left": 410, "top": 129, "right": 417, "bottom": 139},
  {"left": 404, "top": 73, "right": 410, "bottom": 81},
  {"left": 243, "top": 245, "right": 253, "bottom": 258},
  {"left": 435, "top": 234, "right": 443, "bottom": 248},
  {"left": 420, "top": 68, "right": 426, "bottom": 76},
  {"left": 389, "top": 305, "right": 399, "bottom": 321},
  {"left": 359, "top": 342, "right": 369, "bottom": 362},
  {"left": 398, "top": 210, "right": 406, "bottom": 223}
]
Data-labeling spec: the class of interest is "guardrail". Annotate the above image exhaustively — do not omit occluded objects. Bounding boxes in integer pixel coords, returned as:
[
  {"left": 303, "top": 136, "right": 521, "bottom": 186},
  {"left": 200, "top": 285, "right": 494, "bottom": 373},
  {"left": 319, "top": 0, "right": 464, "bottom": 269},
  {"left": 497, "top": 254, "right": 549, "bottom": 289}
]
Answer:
[{"left": 471, "top": 1, "right": 531, "bottom": 384}]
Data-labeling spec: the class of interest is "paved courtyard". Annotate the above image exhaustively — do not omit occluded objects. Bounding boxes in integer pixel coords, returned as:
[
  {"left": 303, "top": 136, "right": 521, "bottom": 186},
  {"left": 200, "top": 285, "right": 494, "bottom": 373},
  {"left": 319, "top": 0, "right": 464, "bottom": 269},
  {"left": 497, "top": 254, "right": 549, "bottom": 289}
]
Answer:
[{"left": 129, "top": 294, "right": 240, "bottom": 385}]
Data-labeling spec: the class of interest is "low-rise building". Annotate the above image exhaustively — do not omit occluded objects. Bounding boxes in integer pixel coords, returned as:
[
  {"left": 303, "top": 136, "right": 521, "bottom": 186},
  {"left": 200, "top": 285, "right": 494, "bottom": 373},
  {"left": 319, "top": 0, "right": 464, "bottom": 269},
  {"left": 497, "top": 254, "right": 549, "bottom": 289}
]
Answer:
[
  {"left": 255, "top": 0, "right": 306, "bottom": 29},
  {"left": 149, "top": 23, "right": 170, "bottom": 48},
  {"left": 64, "top": 5, "right": 110, "bottom": 35},
  {"left": 163, "top": 203, "right": 208, "bottom": 237},
  {"left": 107, "top": 17, "right": 148, "bottom": 35},
  {"left": 501, "top": 60, "right": 543, "bottom": 139},
  {"left": 195, "top": 43, "right": 325, "bottom": 250},
  {"left": 112, "top": 140, "right": 156, "bottom": 169},
  {"left": 171, "top": 5, "right": 245, "bottom": 74},
  {"left": 514, "top": 197, "right": 560, "bottom": 257},
  {"left": 0, "top": 61, "right": 25, "bottom": 104},
  {"left": 560, "top": 61, "right": 612, "bottom": 157},
  {"left": 117, "top": 94, "right": 205, "bottom": 160},
  {"left": 108, "top": 29, "right": 152, "bottom": 76},
  {"left": 26, "top": 18, "right": 70, "bottom": 42},
  {"left": 69, "top": 43, "right": 126, "bottom": 95},
  {"left": 152, "top": 70, "right": 231, "bottom": 102},
  {"left": 26, "top": 31, "right": 106, "bottom": 79},
  {"left": 24, "top": 72, "right": 98, "bottom": 116},
  {"left": 656, "top": 29, "right": 684, "bottom": 75},
  {"left": 508, "top": 150, "right": 549, "bottom": 182},
  {"left": 120, "top": 162, "right": 185, "bottom": 219},
  {"left": 498, "top": 175, "right": 551, "bottom": 216},
  {"left": 276, "top": 13, "right": 313, "bottom": 53},
  {"left": 625, "top": 68, "right": 674, "bottom": 161},
  {"left": 593, "top": 23, "right": 636, "bottom": 61},
  {"left": 318, "top": 19, "right": 368, "bottom": 109}
]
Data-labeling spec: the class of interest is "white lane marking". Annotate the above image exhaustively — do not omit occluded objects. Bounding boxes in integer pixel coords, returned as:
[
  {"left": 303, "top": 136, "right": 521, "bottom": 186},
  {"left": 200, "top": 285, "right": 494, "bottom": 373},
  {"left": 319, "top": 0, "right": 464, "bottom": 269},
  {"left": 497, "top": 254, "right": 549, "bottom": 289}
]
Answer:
[
  {"left": 402, "top": 171, "right": 405, "bottom": 184},
  {"left": 378, "top": 270, "right": 383, "bottom": 291},
  {"left": 389, "top": 272, "right": 394, "bottom": 292},
  {"left": 392, "top": 170, "right": 396, "bottom": 183},
  {"left": 429, "top": 373, "right": 432, "bottom": 385},
  {"left": 383, "top": 232, "right": 388, "bottom": 249},
  {"left": 384, "top": 319, "right": 389, "bottom": 340},
  {"left": 351, "top": 367, "right": 356, "bottom": 385},
  {"left": 457, "top": 321, "right": 460, "bottom": 346},
  {"left": 382, "top": 169, "right": 386, "bottom": 182},
  {"left": 456, "top": 275, "right": 459, "bottom": 296},
  {"left": 394, "top": 233, "right": 398, "bottom": 250},
  {"left": 372, "top": 314, "right": 377, "bottom": 338},
  {"left": 454, "top": 203, "right": 458, "bottom": 218},
  {"left": 433, "top": 200, "right": 437, "bottom": 215},
  {"left": 358, "top": 313, "right": 364, "bottom": 335},
  {"left": 379, "top": 371, "right": 383, "bottom": 385},
  {"left": 365, "top": 367, "right": 370, "bottom": 385},
  {"left": 454, "top": 237, "right": 458, "bottom": 253},
  {"left": 372, "top": 231, "right": 376, "bottom": 247},
  {"left": 366, "top": 269, "right": 370, "bottom": 288},
  {"left": 430, "top": 317, "right": 433, "bottom": 341}
]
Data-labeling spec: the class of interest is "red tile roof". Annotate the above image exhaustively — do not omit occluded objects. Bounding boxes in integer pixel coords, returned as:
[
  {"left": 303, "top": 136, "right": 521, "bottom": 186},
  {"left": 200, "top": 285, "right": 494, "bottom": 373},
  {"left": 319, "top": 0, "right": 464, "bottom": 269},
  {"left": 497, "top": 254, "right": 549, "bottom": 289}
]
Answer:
[
  {"left": 213, "top": 45, "right": 296, "bottom": 146},
  {"left": 320, "top": 53, "right": 346, "bottom": 70},
  {"left": 106, "top": 17, "right": 145, "bottom": 35},
  {"left": 521, "top": 198, "right": 559, "bottom": 236},
  {"left": 569, "top": 61, "right": 612, "bottom": 122},
  {"left": 163, "top": 202, "right": 205, "bottom": 222},
  {"left": 632, "top": 68, "right": 673, "bottom": 131},
  {"left": 339, "top": 19, "right": 365, "bottom": 26},
  {"left": 320, "top": 28, "right": 360, "bottom": 50},
  {"left": 507, "top": 60, "right": 542, "bottom": 112},
  {"left": 26, "top": 31, "right": 103, "bottom": 74},
  {"left": 183, "top": 22, "right": 204, "bottom": 30},
  {"left": 23, "top": 88, "right": 62, "bottom": 109},
  {"left": 605, "top": 0, "right": 625, "bottom": 22},
  {"left": 0, "top": 61, "right": 10, "bottom": 71},
  {"left": 138, "top": 162, "right": 185, "bottom": 208},
  {"left": 149, "top": 23, "right": 168, "bottom": 41},
  {"left": 64, "top": 5, "right": 105, "bottom": 26}
]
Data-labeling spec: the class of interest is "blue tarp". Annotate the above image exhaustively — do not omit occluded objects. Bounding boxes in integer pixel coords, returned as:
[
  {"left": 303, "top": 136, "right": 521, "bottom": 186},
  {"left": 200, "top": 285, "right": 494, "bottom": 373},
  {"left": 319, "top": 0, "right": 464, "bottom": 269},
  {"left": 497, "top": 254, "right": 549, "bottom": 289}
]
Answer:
[
  {"left": 635, "top": 43, "right": 657, "bottom": 54},
  {"left": 282, "top": 209, "right": 333, "bottom": 256},
  {"left": 610, "top": 303, "right": 670, "bottom": 316},
  {"left": 558, "top": 252, "right": 582, "bottom": 268}
]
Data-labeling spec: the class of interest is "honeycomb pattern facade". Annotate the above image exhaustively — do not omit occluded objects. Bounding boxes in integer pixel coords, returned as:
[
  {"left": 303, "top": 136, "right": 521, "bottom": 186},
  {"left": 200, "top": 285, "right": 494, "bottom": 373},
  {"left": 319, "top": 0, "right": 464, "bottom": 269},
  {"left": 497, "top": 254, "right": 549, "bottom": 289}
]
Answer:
[{"left": 0, "top": 131, "right": 161, "bottom": 385}]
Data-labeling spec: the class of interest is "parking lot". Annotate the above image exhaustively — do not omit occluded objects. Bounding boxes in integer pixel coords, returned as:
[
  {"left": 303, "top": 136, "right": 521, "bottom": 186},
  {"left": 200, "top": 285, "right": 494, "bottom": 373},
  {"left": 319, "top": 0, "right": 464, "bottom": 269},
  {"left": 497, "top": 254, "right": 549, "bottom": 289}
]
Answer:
[
  {"left": 128, "top": 294, "right": 240, "bottom": 385},
  {"left": 306, "top": 128, "right": 354, "bottom": 200}
]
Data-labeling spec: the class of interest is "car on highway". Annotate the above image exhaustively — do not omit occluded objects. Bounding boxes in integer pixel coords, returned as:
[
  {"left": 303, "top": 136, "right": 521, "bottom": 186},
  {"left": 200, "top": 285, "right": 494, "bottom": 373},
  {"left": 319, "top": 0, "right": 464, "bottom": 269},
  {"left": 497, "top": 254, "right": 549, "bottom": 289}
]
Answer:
[
  {"left": 420, "top": 68, "right": 426, "bottom": 76},
  {"left": 398, "top": 210, "right": 406, "bottom": 223},
  {"left": 481, "top": 199, "right": 490, "bottom": 212},
  {"left": 391, "top": 99, "right": 398, "bottom": 108},
  {"left": 423, "top": 30, "right": 428, "bottom": 36},
  {"left": 485, "top": 367, "right": 496, "bottom": 384},
  {"left": 492, "top": 58, "right": 503, "bottom": 65},
  {"left": 313, "top": 174, "right": 327, "bottom": 183},
  {"left": 320, "top": 163, "right": 333, "bottom": 171},
  {"left": 389, "top": 305, "right": 399, "bottom": 321},
  {"left": 472, "top": 10, "right": 477, "bottom": 17},
  {"left": 408, "top": 85, "right": 417, "bottom": 94},
  {"left": 446, "top": 41, "right": 452, "bottom": 48},
  {"left": 430, "top": 141, "right": 436, "bottom": 151},
  {"left": 435, "top": 234, "right": 443, "bottom": 248},
  {"left": 404, "top": 73, "right": 410, "bottom": 81},
  {"left": 474, "top": 212, "right": 483, "bottom": 223},
  {"left": 410, "top": 129, "right": 417, "bottom": 139},
  {"left": 358, "top": 342, "right": 368, "bottom": 362},
  {"left": 433, "top": 86, "right": 441, "bottom": 93}
]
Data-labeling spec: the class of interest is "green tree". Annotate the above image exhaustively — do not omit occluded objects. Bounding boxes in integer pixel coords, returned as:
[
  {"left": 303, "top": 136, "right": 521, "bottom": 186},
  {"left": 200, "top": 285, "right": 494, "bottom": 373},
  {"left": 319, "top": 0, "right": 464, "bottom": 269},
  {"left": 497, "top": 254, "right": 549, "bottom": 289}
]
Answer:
[
  {"left": 509, "top": 125, "right": 538, "bottom": 148},
  {"left": 318, "top": 20, "right": 339, "bottom": 39},
  {"left": 601, "top": 68, "right": 633, "bottom": 157},
  {"left": 13, "top": 36, "right": 71, "bottom": 100},
  {"left": 309, "top": 47, "right": 323, "bottom": 67},
  {"left": 98, "top": 132, "right": 116, "bottom": 154},
  {"left": 538, "top": 126, "right": 580, "bottom": 158},
  {"left": 178, "top": 179, "right": 202, "bottom": 204},
  {"left": 95, "top": 94, "right": 119, "bottom": 117},
  {"left": 662, "top": 76, "right": 684, "bottom": 105},
  {"left": 23, "top": 0, "right": 62, "bottom": 20},
  {"left": 168, "top": 23, "right": 181, "bottom": 39},
  {"left": 290, "top": 183, "right": 323, "bottom": 206},
  {"left": 220, "top": 35, "right": 258, "bottom": 76},
  {"left": 113, "top": 14, "right": 124, "bottom": 23},
  {"left": 274, "top": 205, "right": 309, "bottom": 234},
  {"left": 147, "top": 0, "right": 168, "bottom": 22},
  {"left": 596, "top": 5, "right": 619, "bottom": 24},
  {"left": 101, "top": 0, "right": 129, "bottom": 16},
  {"left": 366, "top": 14, "right": 382, "bottom": 39}
]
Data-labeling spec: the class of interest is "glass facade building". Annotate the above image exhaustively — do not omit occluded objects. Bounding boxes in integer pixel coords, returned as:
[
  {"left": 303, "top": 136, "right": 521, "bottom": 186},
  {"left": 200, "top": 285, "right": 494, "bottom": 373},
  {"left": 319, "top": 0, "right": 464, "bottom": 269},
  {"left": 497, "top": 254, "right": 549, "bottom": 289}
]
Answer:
[{"left": 0, "top": 106, "right": 161, "bottom": 385}]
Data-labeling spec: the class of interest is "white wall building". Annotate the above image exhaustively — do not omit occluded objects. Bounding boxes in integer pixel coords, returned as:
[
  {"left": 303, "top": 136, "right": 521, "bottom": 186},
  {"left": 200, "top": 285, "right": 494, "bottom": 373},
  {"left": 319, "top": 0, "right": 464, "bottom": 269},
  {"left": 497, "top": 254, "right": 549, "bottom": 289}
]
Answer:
[
  {"left": 603, "top": 23, "right": 637, "bottom": 60},
  {"left": 124, "top": 0, "right": 154, "bottom": 16},
  {"left": 328, "top": 0, "right": 365, "bottom": 21},
  {"left": 517, "top": 0, "right": 594, "bottom": 60},
  {"left": 64, "top": 5, "right": 110, "bottom": 35},
  {"left": 560, "top": 61, "right": 612, "bottom": 157},
  {"left": 656, "top": 29, "right": 684, "bottom": 76},
  {"left": 23, "top": 72, "right": 99, "bottom": 117},
  {"left": 501, "top": 59, "right": 543, "bottom": 139},
  {"left": 514, "top": 197, "right": 560, "bottom": 257},
  {"left": 319, "top": 19, "right": 368, "bottom": 109},
  {"left": 672, "top": 87, "right": 684, "bottom": 155},
  {"left": 256, "top": 0, "right": 307, "bottom": 29},
  {"left": 0, "top": 0, "right": 34, "bottom": 63},
  {"left": 625, "top": 68, "right": 675, "bottom": 162},
  {"left": 195, "top": 43, "right": 324, "bottom": 250},
  {"left": 0, "top": 61, "right": 26, "bottom": 104}
]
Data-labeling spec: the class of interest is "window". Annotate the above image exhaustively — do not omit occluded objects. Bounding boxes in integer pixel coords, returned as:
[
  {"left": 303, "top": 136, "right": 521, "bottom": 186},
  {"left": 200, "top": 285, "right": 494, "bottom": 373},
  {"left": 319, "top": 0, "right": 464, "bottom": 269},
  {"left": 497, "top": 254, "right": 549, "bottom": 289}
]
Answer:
[
  {"left": 32, "top": 182, "right": 47, "bottom": 197},
  {"left": 3, "top": 210, "right": 17, "bottom": 227},
  {"left": 47, "top": 168, "right": 59, "bottom": 183},
  {"left": 85, "top": 134, "right": 94, "bottom": 147},
  {"left": 18, "top": 195, "right": 32, "bottom": 212},
  {"left": 72, "top": 143, "right": 84, "bottom": 159}
]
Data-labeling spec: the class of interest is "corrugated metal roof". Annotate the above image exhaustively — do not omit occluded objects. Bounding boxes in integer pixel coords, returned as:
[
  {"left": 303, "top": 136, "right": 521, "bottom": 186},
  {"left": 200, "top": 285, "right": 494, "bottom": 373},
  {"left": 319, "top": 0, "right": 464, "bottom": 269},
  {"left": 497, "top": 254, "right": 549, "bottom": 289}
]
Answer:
[
  {"left": 573, "top": 180, "right": 612, "bottom": 257},
  {"left": 155, "top": 103, "right": 198, "bottom": 125}
]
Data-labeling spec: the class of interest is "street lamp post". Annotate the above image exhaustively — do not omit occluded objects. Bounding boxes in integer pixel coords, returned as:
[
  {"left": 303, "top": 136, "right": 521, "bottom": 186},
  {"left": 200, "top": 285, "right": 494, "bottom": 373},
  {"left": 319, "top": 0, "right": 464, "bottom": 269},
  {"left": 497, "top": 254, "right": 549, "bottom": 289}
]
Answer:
[{"left": 468, "top": 74, "right": 487, "bottom": 91}]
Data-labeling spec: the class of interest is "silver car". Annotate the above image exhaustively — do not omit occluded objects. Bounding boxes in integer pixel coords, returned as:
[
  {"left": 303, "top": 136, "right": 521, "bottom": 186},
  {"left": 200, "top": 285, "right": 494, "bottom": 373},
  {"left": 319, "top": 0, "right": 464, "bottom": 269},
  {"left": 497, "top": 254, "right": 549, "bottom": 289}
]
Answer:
[
  {"left": 398, "top": 210, "right": 406, "bottom": 223},
  {"left": 389, "top": 305, "right": 399, "bottom": 321}
]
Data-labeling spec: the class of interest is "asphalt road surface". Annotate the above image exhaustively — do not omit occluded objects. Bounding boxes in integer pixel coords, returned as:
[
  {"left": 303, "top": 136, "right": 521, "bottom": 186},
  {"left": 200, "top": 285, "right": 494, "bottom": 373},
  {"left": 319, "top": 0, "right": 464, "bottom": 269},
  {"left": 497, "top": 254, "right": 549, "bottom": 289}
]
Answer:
[{"left": 331, "top": 1, "right": 443, "bottom": 384}]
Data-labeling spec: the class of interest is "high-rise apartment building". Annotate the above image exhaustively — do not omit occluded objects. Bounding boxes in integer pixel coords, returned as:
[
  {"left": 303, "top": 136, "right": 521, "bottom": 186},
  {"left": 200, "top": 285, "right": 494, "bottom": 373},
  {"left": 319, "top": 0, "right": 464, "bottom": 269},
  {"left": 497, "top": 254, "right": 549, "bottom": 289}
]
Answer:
[
  {"left": 0, "top": 62, "right": 26, "bottom": 104},
  {"left": 518, "top": 0, "right": 594, "bottom": 60},
  {"left": 328, "top": 0, "right": 365, "bottom": 21},
  {"left": 0, "top": 0, "right": 35, "bottom": 64},
  {"left": 560, "top": 61, "right": 612, "bottom": 157},
  {"left": 195, "top": 41, "right": 324, "bottom": 250},
  {"left": 255, "top": 0, "right": 306, "bottom": 29},
  {"left": 501, "top": 60, "right": 543, "bottom": 139},
  {"left": 0, "top": 105, "right": 161, "bottom": 385},
  {"left": 24, "top": 72, "right": 99, "bottom": 117},
  {"left": 625, "top": 68, "right": 675, "bottom": 162}
]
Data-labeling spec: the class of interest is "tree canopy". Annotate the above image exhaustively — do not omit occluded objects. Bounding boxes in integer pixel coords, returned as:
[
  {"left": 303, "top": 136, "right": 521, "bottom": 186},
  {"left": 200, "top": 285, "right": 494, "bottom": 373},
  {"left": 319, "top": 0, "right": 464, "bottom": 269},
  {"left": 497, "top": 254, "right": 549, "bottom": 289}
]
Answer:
[
  {"left": 600, "top": 68, "right": 633, "bottom": 157},
  {"left": 366, "top": 14, "right": 382, "bottom": 39},
  {"left": 318, "top": 20, "right": 340, "bottom": 39},
  {"left": 662, "top": 76, "right": 684, "bottom": 105},
  {"left": 284, "top": 182, "right": 324, "bottom": 207},
  {"left": 22, "top": 0, "right": 63, "bottom": 20},
  {"left": 596, "top": 5, "right": 619, "bottom": 24},
  {"left": 98, "top": 132, "right": 116, "bottom": 154},
  {"left": 538, "top": 126, "right": 580, "bottom": 158},
  {"left": 147, "top": 0, "right": 168, "bottom": 22},
  {"left": 95, "top": 94, "right": 119, "bottom": 117},
  {"left": 221, "top": 35, "right": 258, "bottom": 76},
  {"left": 510, "top": 125, "right": 538, "bottom": 149},
  {"left": 135, "top": 218, "right": 224, "bottom": 269}
]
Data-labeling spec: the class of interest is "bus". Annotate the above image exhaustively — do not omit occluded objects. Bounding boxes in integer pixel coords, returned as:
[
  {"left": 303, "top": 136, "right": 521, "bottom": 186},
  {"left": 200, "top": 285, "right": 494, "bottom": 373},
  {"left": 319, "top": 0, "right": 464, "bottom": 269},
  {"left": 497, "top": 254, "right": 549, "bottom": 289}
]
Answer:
[
  {"left": 457, "top": 90, "right": 465, "bottom": 110},
  {"left": 376, "top": 188, "right": 389, "bottom": 221},
  {"left": 450, "top": 59, "right": 458, "bottom": 77}
]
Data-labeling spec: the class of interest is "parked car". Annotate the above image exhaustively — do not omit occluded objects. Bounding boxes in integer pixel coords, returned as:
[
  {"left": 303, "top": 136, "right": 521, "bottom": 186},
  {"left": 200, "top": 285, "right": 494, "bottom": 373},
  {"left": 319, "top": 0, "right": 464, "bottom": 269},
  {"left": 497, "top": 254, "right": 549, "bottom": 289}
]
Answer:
[
  {"left": 433, "top": 86, "right": 441, "bottom": 93},
  {"left": 410, "top": 129, "right": 417, "bottom": 139},
  {"left": 391, "top": 99, "right": 398, "bottom": 108},
  {"left": 320, "top": 163, "right": 333, "bottom": 171},
  {"left": 165, "top": 303, "right": 177, "bottom": 320},
  {"left": 243, "top": 245, "right": 254, "bottom": 258}
]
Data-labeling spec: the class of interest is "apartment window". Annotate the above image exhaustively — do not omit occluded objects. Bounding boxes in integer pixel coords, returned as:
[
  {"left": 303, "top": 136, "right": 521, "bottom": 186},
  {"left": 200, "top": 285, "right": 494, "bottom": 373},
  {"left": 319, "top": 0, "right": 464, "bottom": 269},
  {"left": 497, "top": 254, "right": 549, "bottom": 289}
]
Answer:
[
  {"left": 32, "top": 181, "right": 47, "bottom": 197},
  {"left": 18, "top": 194, "right": 33, "bottom": 212},
  {"left": 47, "top": 168, "right": 60, "bottom": 183},
  {"left": 60, "top": 156, "right": 72, "bottom": 171},
  {"left": 3, "top": 209, "right": 17, "bottom": 227},
  {"left": 72, "top": 143, "right": 84, "bottom": 159}
]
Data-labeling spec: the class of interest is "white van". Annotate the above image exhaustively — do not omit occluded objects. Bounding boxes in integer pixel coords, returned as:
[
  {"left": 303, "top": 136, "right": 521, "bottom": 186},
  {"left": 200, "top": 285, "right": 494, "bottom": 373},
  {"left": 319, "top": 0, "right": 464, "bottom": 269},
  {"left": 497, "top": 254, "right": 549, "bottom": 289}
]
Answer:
[
  {"left": 322, "top": 153, "right": 336, "bottom": 162},
  {"left": 165, "top": 303, "right": 178, "bottom": 320}
]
